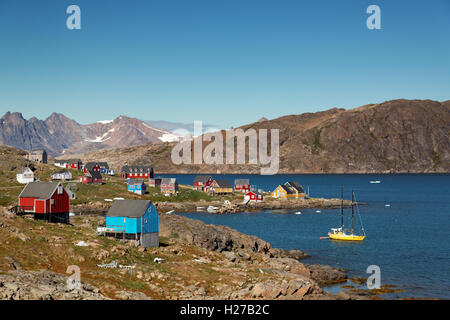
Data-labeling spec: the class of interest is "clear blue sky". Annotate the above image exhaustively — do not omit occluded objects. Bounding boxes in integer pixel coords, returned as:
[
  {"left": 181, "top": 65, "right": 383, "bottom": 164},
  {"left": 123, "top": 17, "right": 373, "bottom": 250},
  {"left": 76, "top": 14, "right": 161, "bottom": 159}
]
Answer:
[{"left": 0, "top": 0, "right": 449, "bottom": 128}]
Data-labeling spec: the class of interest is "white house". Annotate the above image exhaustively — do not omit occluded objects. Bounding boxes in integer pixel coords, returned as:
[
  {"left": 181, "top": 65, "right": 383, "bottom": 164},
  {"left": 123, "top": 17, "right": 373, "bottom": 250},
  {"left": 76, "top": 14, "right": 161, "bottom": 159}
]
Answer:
[
  {"left": 16, "top": 167, "right": 35, "bottom": 184},
  {"left": 51, "top": 169, "right": 72, "bottom": 181}
]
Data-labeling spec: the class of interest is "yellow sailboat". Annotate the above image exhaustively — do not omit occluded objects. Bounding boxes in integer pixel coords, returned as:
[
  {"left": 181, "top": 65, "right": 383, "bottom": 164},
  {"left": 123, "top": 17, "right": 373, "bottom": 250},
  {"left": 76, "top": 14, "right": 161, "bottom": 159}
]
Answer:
[{"left": 328, "top": 186, "right": 366, "bottom": 241}]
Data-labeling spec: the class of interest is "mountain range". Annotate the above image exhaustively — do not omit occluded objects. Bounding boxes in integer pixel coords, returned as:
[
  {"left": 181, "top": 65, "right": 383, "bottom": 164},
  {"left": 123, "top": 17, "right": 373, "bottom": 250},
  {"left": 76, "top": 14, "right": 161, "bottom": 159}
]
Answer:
[
  {"left": 1, "top": 99, "right": 449, "bottom": 173},
  {"left": 0, "top": 112, "right": 178, "bottom": 156},
  {"left": 77, "top": 99, "right": 450, "bottom": 174}
]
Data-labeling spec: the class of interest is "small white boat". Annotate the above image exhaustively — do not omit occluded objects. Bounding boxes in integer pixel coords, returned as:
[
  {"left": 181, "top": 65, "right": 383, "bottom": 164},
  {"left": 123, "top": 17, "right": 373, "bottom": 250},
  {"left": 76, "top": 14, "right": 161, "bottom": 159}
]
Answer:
[
  {"left": 166, "top": 210, "right": 174, "bottom": 214},
  {"left": 315, "top": 210, "right": 321, "bottom": 213},
  {"left": 295, "top": 211, "right": 302, "bottom": 215},
  {"left": 369, "top": 180, "right": 381, "bottom": 184},
  {"left": 385, "top": 204, "right": 391, "bottom": 207},
  {"left": 207, "top": 206, "right": 219, "bottom": 213}
]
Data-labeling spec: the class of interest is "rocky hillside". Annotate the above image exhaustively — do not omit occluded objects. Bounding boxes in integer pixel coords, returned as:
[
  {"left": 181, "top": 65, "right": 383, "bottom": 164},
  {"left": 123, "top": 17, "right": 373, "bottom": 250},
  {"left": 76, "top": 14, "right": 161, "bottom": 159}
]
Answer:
[
  {"left": 77, "top": 99, "right": 450, "bottom": 174},
  {"left": 0, "top": 112, "right": 172, "bottom": 156},
  {"left": 0, "top": 207, "right": 373, "bottom": 300}
]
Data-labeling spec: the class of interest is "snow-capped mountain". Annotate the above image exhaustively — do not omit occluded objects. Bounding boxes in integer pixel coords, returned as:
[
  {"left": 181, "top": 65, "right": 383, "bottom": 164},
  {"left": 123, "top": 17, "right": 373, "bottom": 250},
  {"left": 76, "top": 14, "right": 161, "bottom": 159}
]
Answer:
[{"left": 0, "top": 112, "right": 174, "bottom": 156}]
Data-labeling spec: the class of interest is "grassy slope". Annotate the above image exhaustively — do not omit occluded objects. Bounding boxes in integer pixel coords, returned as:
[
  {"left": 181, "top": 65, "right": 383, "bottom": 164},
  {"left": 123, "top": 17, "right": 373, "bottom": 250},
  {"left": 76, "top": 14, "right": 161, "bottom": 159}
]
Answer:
[{"left": 0, "top": 212, "right": 274, "bottom": 299}]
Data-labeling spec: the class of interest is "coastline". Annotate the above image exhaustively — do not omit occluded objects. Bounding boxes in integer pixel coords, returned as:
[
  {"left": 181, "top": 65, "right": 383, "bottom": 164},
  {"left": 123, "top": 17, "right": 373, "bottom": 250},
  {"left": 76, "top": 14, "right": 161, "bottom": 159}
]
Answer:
[{"left": 72, "top": 197, "right": 360, "bottom": 215}]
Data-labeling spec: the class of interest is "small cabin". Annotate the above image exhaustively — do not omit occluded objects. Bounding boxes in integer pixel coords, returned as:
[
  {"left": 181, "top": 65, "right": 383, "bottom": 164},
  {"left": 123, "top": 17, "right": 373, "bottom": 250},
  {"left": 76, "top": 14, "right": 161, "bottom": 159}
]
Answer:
[
  {"left": 105, "top": 200, "right": 159, "bottom": 247},
  {"left": 193, "top": 175, "right": 213, "bottom": 192},
  {"left": 211, "top": 180, "right": 233, "bottom": 195},
  {"left": 127, "top": 179, "right": 146, "bottom": 195},
  {"left": 80, "top": 170, "right": 102, "bottom": 184},
  {"left": 245, "top": 191, "right": 263, "bottom": 202},
  {"left": 234, "top": 179, "right": 250, "bottom": 193},
  {"left": 16, "top": 167, "right": 35, "bottom": 184},
  {"left": 18, "top": 181, "right": 70, "bottom": 223},
  {"left": 51, "top": 169, "right": 72, "bottom": 181},
  {"left": 161, "top": 178, "right": 178, "bottom": 194}
]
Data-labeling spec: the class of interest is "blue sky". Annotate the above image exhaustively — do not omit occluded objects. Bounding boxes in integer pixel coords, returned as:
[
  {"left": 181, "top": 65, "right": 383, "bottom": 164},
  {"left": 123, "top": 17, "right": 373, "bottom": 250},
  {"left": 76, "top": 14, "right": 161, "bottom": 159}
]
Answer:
[{"left": 0, "top": 0, "right": 449, "bottom": 128}]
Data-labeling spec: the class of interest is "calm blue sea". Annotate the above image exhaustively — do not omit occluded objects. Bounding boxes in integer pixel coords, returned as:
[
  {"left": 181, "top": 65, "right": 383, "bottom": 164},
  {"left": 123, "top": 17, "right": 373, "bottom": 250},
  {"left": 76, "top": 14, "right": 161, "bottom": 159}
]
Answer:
[{"left": 158, "top": 174, "right": 450, "bottom": 299}]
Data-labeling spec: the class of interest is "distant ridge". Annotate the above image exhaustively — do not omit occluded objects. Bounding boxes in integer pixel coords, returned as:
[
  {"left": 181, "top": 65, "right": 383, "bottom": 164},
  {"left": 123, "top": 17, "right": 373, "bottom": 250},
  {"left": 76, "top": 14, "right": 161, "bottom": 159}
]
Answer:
[{"left": 76, "top": 99, "right": 450, "bottom": 174}]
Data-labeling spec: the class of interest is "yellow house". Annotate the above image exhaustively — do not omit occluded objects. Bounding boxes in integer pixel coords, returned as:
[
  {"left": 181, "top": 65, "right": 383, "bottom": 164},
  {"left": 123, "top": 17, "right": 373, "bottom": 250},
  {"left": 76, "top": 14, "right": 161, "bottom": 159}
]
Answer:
[
  {"left": 272, "top": 181, "right": 306, "bottom": 199},
  {"left": 211, "top": 180, "right": 233, "bottom": 195}
]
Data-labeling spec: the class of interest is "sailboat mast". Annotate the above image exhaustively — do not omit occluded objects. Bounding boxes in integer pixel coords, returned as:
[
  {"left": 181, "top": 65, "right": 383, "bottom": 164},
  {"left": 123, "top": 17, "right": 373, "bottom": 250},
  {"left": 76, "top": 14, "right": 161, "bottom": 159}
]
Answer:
[
  {"left": 351, "top": 190, "right": 354, "bottom": 234},
  {"left": 340, "top": 184, "right": 344, "bottom": 230}
]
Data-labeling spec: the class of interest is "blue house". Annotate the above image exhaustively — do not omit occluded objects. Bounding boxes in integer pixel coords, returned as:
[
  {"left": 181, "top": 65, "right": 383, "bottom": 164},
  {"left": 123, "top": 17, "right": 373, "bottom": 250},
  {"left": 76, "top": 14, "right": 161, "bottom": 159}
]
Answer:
[
  {"left": 105, "top": 200, "right": 159, "bottom": 247},
  {"left": 127, "top": 179, "right": 146, "bottom": 195}
]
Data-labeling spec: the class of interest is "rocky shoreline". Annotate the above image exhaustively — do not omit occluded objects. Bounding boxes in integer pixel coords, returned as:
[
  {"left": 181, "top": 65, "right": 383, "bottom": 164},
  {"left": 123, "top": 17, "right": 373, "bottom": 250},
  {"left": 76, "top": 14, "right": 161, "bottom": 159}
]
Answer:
[
  {"left": 0, "top": 205, "right": 370, "bottom": 300},
  {"left": 71, "top": 197, "right": 359, "bottom": 215}
]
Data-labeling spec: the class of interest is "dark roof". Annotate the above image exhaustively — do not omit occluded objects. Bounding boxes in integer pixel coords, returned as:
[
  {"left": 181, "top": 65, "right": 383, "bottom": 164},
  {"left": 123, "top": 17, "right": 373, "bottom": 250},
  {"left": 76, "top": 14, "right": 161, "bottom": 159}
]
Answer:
[
  {"left": 98, "top": 162, "right": 109, "bottom": 169},
  {"left": 87, "top": 170, "right": 102, "bottom": 179},
  {"left": 194, "top": 175, "right": 211, "bottom": 183},
  {"left": 84, "top": 162, "right": 99, "bottom": 171},
  {"left": 107, "top": 200, "right": 152, "bottom": 218},
  {"left": 215, "top": 180, "right": 232, "bottom": 188},
  {"left": 19, "top": 181, "right": 60, "bottom": 199},
  {"left": 53, "top": 169, "right": 70, "bottom": 174},
  {"left": 285, "top": 181, "right": 305, "bottom": 193},
  {"left": 234, "top": 179, "right": 250, "bottom": 185},
  {"left": 121, "top": 165, "right": 153, "bottom": 172},
  {"left": 128, "top": 178, "right": 145, "bottom": 185},
  {"left": 55, "top": 159, "right": 80, "bottom": 164},
  {"left": 280, "top": 184, "right": 294, "bottom": 194}
]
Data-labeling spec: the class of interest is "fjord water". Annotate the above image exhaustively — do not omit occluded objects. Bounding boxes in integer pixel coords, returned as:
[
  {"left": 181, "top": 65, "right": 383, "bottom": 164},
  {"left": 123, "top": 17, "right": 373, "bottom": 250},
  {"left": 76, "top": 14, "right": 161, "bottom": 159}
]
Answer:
[{"left": 160, "top": 174, "right": 450, "bottom": 299}]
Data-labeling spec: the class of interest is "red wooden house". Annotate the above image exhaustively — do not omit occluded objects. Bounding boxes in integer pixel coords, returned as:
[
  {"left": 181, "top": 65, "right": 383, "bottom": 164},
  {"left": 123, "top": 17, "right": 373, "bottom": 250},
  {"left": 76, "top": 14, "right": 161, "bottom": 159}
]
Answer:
[
  {"left": 245, "top": 191, "right": 263, "bottom": 202},
  {"left": 234, "top": 179, "right": 250, "bottom": 192},
  {"left": 120, "top": 165, "right": 154, "bottom": 179},
  {"left": 83, "top": 162, "right": 101, "bottom": 173},
  {"left": 193, "top": 175, "right": 214, "bottom": 192},
  {"left": 54, "top": 159, "right": 82, "bottom": 169},
  {"left": 18, "top": 181, "right": 70, "bottom": 223},
  {"left": 80, "top": 170, "right": 103, "bottom": 184}
]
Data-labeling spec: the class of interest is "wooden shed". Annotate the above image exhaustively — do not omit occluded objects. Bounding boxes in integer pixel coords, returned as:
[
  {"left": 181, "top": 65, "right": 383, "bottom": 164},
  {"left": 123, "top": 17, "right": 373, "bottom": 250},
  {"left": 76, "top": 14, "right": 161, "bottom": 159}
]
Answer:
[{"left": 18, "top": 181, "right": 70, "bottom": 223}]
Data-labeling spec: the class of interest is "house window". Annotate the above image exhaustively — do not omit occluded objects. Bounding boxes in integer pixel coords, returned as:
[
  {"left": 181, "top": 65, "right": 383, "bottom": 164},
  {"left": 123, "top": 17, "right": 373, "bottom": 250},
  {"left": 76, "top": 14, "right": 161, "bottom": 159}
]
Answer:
[
  {"left": 123, "top": 218, "right": 126, "bottom": 223},
  {"left": 51, "top": 199, "right": 54, "bottom": 205},
  {"left": 144, "top": 219, "right": 148, "bottom": 224},
  {"left": 57, "top": 186, "right": 63, "bottom": 194}
]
